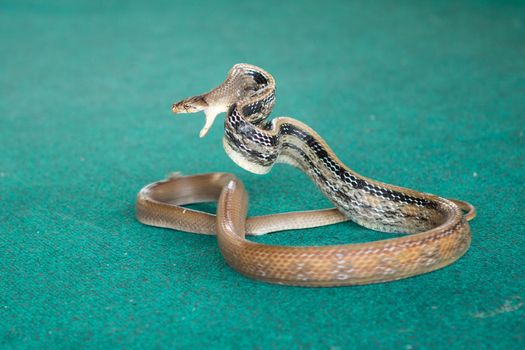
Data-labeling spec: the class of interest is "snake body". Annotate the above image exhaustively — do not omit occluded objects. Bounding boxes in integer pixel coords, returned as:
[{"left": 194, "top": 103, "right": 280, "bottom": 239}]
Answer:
[{"left": 136, "top": 64, "right": 475, "bottom": 286}]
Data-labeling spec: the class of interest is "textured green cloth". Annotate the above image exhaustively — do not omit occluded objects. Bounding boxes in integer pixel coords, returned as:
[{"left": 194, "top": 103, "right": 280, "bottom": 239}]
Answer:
[{"left": 1, "top": 0, "right": 524, "bottom": 349}]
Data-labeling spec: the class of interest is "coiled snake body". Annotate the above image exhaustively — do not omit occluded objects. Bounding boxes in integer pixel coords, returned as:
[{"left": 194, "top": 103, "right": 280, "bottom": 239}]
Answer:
[{"left": 136, "top": 64, "right": 475, "bottom": 287}]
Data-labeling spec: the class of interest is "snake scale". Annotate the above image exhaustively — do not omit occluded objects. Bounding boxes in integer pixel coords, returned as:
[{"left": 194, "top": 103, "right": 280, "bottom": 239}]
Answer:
[{"left": 136, "top": 63, "right": 476, "bottom": 287}]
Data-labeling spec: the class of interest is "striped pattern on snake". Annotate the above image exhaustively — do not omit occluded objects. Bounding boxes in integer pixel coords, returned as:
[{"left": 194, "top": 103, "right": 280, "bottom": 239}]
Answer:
[{"left": 136, "top": 63, "right": 475, "bottom": 286}]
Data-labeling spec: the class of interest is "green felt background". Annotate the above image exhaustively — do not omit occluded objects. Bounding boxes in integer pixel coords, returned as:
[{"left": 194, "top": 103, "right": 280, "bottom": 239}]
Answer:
[{"left": 1, "top": 0, "right": 524, "bottom": 349}]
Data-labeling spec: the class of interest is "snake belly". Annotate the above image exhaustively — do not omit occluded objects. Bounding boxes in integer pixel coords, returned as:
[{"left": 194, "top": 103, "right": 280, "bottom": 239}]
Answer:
[{"left": 137, "top": 63, "right": 475, "bottom": 287}]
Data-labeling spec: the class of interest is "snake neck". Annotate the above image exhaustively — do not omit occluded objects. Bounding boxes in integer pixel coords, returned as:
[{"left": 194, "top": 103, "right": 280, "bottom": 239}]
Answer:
[{"left": 216, "top": 65, "right": 462, "bottom": 235}]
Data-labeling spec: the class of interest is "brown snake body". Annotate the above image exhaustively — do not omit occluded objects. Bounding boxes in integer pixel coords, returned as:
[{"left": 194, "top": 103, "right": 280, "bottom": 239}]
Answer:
[{"left": 136, "top": 64, "right": 476, "bottom": 287}]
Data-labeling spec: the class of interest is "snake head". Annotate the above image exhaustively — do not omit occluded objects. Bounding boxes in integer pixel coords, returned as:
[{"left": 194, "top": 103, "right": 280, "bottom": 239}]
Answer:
[
  {"left": 172, "top": 94, "right": 226, "bottom": 138},
  {"left": 172, "top": 95, "right": 208, "bottom": 114}
]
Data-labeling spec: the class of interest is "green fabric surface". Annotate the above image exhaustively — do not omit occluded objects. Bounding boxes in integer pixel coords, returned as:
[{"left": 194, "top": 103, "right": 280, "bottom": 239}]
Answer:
[{"left": 1, "top": 0, "right": 524, "bottom": 348}]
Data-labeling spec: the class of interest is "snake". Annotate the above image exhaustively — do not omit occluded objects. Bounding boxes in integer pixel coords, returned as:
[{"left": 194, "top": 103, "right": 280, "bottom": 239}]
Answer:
[{"left": 136, "top": 63, "right": 476, "bottom": 287}]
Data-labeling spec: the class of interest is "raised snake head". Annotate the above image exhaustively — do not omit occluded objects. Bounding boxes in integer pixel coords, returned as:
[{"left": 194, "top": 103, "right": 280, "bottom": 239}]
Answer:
[
  {"left": 172, "top": 94, "right": 227, "bottom": 138},
  {"left": 172, "top": 64, "right": 270, "bottom": 138},
  {"left": 172, "top": 95, "right": 208, "bottom": 114}
]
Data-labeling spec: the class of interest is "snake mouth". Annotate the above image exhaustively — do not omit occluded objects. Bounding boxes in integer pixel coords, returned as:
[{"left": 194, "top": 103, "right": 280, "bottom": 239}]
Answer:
[
  {"left": 171, "top": 104, "right": 194, "bottom": 114},
  {"left": 172, "top": 95, "right": 225, "bottom": 137},
  {"left": 172, "top": 98, "right": 205, "bottom": 114}
]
